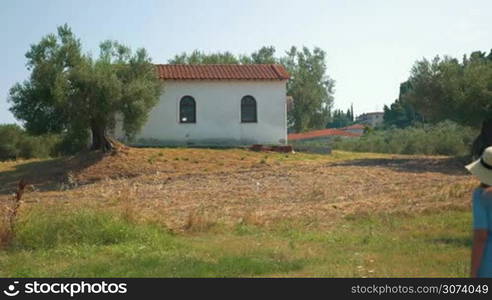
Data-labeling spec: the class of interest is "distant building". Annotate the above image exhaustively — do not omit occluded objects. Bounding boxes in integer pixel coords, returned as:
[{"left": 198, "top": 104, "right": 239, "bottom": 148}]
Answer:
[{"left": 356, "top": 112, "right": 384, "bottom": 127}]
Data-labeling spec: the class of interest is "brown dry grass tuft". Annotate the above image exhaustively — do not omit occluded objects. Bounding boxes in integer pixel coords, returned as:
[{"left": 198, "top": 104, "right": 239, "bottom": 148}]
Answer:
[
  {"left": 0, "top": 179, "right": 26, "bottom": 247},
  {"left": 183, "top": 210, "right": 218, "bottom": 233},
  {"left": 0, "top": 202, "right": 11, "bottom": 247},
  {"left": 239, "top": 210, "right": 266, "bottom": 227}
]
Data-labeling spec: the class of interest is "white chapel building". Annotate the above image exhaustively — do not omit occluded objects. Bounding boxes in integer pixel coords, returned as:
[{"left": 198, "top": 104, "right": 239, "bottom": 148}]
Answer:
[{"left": 115, "top": 64, "right": 290, "bottom": 146}]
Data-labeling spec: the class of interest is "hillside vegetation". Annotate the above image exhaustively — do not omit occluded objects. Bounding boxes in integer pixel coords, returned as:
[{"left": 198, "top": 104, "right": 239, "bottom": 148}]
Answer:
[
  {"left": 332, "top": 121, "right": 477, "bottom": 156},
  {"left": 0, "top": 147, "right": 476, "bottom": 277}
]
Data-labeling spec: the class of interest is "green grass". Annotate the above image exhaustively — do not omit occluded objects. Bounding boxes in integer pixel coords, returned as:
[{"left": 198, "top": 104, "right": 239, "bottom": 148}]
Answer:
[
  {"left": 274, "top": 211, "right": 471, "bottom": 277},
  {"left": 0, "top": 206, "right": 303, "bottom": 277},
  {"left": 0, "top": 205, "right": 471, "bottom": 277}
]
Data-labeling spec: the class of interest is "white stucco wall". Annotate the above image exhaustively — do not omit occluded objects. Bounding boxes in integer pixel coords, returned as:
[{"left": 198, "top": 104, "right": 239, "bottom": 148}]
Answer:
[{"left": 114, "top": 80, "right": 288, "bottom": 146}]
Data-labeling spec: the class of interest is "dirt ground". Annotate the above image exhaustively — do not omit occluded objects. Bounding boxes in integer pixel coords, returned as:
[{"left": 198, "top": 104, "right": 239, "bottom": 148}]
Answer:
[{"left": 0, "top": 147, "right": 477, "bottom": 231}]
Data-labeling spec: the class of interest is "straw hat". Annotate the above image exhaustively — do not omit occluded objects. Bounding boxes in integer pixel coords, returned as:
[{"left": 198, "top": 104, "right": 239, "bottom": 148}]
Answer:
[{"left": 466, "top": 146, "right": 492, "bottom": 186}]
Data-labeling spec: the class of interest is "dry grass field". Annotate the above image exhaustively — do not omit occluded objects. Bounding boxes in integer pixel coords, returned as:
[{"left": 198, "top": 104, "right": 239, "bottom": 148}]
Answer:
[{"left": 0, "top": 147, "right": 478, "bottom": 277}]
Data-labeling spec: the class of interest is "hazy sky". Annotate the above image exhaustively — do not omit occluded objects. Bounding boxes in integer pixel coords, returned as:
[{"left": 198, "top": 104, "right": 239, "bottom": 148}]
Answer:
[{"left": 1, "top": 0, "right": 491, "bottom": 124}]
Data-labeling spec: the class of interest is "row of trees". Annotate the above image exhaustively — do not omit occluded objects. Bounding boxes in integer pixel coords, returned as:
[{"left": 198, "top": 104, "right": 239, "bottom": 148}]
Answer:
[
  {"left": 404, "top": 51, "right": 492, "bottom": 127},
  {"left": 382, "top": 49, "right": 492, "bottom": 156},
  {"left": 326, "top": 105, "right": 354, "bottom": 128}
]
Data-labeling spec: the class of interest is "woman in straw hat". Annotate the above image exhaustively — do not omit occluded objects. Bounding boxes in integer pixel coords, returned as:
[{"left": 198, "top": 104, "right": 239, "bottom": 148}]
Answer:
[{"left": 466, "top": 146, "right": 492, "bottom": 277}]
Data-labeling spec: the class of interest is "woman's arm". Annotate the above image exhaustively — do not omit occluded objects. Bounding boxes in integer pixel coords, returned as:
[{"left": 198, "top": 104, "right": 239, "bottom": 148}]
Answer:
[{"left": 471, "top": 229, "right": 488, "bottom": 277}]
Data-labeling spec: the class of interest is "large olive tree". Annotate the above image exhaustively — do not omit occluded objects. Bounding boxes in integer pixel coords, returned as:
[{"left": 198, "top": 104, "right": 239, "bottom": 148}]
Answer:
[{"left": 9, "top": 25, "right": 161, "bottom": 152}]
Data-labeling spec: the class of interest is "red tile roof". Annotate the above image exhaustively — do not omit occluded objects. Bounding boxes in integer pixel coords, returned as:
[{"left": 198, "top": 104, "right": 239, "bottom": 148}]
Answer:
[
  {"left": 288, "top": 128, "right": 362, "bottom": 141},
  {"left": 155, "top": 64, "right": 290, "bottom": 80}
]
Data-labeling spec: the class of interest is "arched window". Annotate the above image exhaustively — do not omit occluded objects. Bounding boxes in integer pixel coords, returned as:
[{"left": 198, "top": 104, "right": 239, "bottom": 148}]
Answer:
[
  {"left": 241, "top": 96, "right": 257, "bottom": 123},
  {"left": 179, "top": 96, "right": 196, "bottom": 123}
]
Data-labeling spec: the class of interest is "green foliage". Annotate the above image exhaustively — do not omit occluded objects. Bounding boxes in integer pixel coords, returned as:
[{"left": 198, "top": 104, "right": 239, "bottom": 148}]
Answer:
[
  {"left": 384, "top": 50, "right": 491, "bottom": 156},
  {"left": 56, "top": 129, "right": 90, "bottom": 155},
  {"left": 170, "top": 50, "right": 240, "bottom": 64},
  {"left": 250, "top": 46, "right": 277, "bottom": 64},
  {"left": 17, "top": 135, "right": 60, "bottom": 159},
  {"left": 169, "top": 46, "right": 335, "bottom": 133},
  {"left": 8, "top": 25, "right": 161, "bottom": 151},
  {"left": 0, "top": 124, "right": 60, "bottom": 160},
  {"left": 402, "top": 50, "right": 492, "bottom": 127},
  {"left": 383, "top": 99, "right": 414, "bottom": 128},
  {"left": 242, "top": 46, "right": 278, "bottom": 64},
  {"left": 327, "top": 107, "right": 354, "bottom": 128},
  {"left": 169, "top": 46, "right": 278, "bottom": 65},
  {"left": 0, "top": 124, "right": 23, "bottom": 160},
  {"left": 282, "top": 47, "right": 335, "bottom": 132},
  {"left": 332, "top": 121, "right": 477, "bottom": 156},
  {"left": 383, "top": 81, "right": 423, "bottom": 128}
]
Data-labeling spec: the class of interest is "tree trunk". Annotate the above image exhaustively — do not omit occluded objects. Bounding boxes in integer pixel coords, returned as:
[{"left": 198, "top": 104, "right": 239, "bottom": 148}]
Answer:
[
  {"left": 91, "top": 122, "right": 113, "bottom": 152},
  {"left": 472, "top": 119, "right": 492, "bottom": 159}
]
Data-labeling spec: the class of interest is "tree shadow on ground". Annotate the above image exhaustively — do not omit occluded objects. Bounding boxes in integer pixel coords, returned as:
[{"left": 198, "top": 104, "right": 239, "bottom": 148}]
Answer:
[
  {"left": 327, "top": 156, "right": 470, "bottom": 176},
  {"left": 0, "top": 151, "right": 105, "bottom": 196}
]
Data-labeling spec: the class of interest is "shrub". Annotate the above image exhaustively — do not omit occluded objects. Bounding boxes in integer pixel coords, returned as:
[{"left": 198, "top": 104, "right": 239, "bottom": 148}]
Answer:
[
  {"left": 0, "top": 124, "right": 61, "bottom": 160},
  {"left": 331, "top": 120, "right": 477, "bottom": 156},
  {"left": 0, "top": 124, "right": 24, "bottom": 160},
  {"left": 56, "top": 129, "right": 89, "bottom": 155}
]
